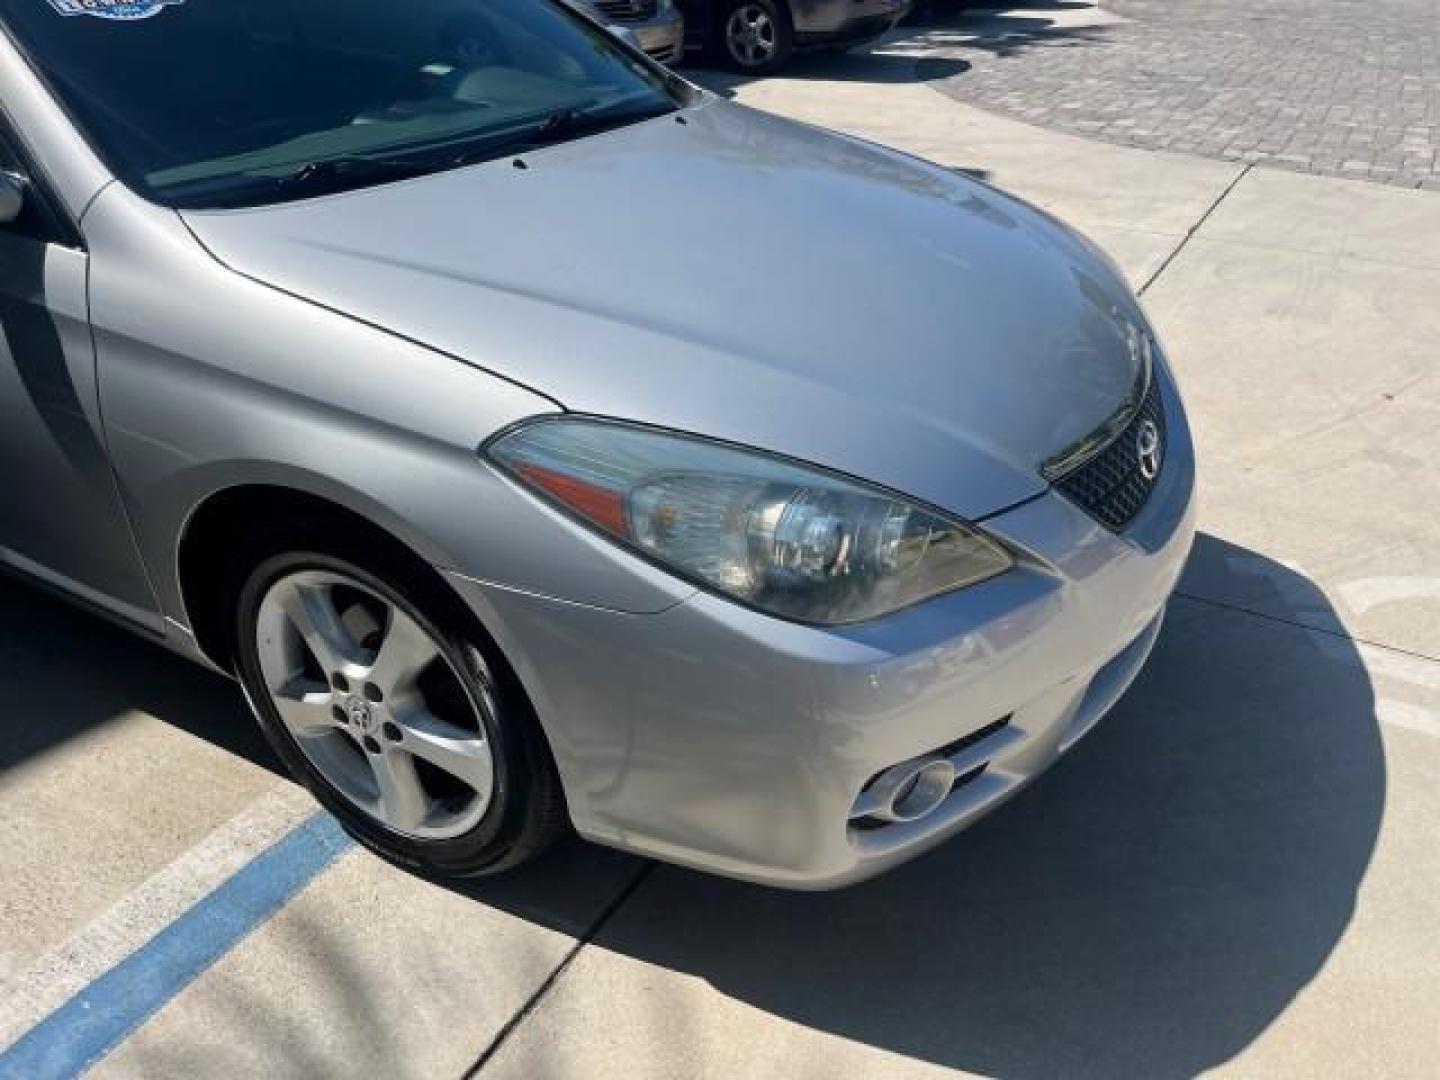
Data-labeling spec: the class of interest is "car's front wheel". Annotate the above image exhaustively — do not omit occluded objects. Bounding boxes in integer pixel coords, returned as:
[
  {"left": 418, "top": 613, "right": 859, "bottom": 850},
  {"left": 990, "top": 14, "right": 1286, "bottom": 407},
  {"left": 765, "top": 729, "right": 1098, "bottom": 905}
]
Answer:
[
  {"left": 714, "top": 0, "right": 794, "bottom": 73},
  {"left": 230, "top": 542, "right": 565, "bottom": 878}
]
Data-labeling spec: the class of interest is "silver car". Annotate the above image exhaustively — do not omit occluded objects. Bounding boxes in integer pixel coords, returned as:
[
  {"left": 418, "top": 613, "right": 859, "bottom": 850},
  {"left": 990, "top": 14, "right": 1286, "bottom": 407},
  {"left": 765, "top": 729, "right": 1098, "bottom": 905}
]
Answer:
[
  {"left": 0, "top": 0, "right": 1193, "bottom": 888},
  {"left": 578, "top": 0, "right": 685, "bottom": 65}
]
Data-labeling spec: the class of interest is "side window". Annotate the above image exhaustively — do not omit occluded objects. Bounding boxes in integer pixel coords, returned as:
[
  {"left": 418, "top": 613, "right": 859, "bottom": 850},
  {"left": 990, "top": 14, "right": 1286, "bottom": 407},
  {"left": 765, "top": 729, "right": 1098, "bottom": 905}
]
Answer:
[{"left": 0, "top": 122, "right": 76, "bottom": 247}]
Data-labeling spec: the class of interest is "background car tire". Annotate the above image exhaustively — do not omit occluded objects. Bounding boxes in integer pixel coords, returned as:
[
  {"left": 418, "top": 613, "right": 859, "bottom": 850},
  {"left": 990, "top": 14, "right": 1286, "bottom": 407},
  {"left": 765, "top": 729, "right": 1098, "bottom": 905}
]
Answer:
[
  {"left": 712, "top": 0, "right": 794, "bottom": 74},
  {"left": 229, "top": 532, "right": 566, "bottom": 879}
]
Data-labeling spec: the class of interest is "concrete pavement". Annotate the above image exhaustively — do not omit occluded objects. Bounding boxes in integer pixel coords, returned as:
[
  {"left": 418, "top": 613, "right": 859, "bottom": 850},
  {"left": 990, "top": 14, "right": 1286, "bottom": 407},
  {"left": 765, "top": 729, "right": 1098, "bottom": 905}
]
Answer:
[{"left": 3, "top": 12, "right": 1439, "bottom": 1079}]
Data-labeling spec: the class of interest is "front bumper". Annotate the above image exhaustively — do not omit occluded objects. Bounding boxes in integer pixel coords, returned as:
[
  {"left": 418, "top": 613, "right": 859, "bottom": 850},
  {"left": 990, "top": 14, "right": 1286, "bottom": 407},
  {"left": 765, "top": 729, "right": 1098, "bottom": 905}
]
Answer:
[
  {"left": 448, "top": 367, "right": 1196, "bottom": 889},
  {"left": 793, "top": 0, "right": 911, "bottom": 47}
]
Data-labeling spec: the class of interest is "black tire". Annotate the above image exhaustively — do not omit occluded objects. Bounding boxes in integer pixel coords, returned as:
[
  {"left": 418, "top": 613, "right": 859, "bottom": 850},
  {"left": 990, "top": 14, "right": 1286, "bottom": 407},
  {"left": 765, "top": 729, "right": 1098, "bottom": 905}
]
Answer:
[
  {"left": 229, "top": 531, "right": 566, "bottom": 878},
  {"left": 711, "top": 0, "right": 794, "bottom": 74}
]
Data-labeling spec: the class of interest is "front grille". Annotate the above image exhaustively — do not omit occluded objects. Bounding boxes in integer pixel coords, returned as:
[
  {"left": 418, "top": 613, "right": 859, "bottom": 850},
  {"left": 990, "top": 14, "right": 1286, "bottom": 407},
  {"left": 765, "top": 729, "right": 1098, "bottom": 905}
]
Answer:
[
  {"left": 1053, "top": 375, "right": 1167, "bottom": 531},
  {"left": 591, "top": 0, "right": 657, "bottom": 22}
]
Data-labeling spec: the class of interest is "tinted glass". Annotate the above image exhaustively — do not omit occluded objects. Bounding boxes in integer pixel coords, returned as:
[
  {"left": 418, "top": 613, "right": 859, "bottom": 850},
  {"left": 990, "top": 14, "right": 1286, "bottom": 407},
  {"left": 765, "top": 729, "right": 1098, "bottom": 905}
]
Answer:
[{"left": 0, "top": 0, "right": 676, "bottom": 208}]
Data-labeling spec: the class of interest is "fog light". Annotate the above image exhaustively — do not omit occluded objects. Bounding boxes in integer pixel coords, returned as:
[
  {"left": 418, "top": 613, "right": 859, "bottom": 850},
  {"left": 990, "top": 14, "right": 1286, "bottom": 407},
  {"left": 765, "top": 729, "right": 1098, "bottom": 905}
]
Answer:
[{"left": 873, "top": 757, "right": 956, "bottom": 823}]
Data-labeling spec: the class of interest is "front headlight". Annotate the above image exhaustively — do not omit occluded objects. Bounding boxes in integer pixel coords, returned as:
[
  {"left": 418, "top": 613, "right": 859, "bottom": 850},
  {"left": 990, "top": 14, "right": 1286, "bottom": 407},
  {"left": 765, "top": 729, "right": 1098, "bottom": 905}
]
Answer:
[{"left": 487, "top": 419, "right": 1013, "bottom": 625}]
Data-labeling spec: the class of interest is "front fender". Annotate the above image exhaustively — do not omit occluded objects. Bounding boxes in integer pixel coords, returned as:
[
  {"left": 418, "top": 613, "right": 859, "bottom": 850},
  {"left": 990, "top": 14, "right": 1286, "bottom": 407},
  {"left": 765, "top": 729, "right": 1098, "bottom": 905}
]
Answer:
[{"left": 85, "top": 186, "right": 693, "bottom": 628}]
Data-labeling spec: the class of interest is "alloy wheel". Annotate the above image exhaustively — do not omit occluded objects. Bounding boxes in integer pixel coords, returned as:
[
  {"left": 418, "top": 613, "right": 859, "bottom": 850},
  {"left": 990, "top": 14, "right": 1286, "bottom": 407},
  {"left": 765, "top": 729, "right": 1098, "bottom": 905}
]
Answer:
[
  {"left": 725, "top": 4, "right": 778, "bottom": 68},
  {"left": 254, "top": 569, "right": 495, "bottom": 840}
]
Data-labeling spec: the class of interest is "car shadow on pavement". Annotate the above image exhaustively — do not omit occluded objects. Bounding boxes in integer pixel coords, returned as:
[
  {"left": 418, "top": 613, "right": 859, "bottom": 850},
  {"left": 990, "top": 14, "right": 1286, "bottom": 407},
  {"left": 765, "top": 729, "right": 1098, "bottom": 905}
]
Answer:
[
  {"left": 0, "top": 575, "right": 282, "bottom": 777},
  {"left": 906, "top": 2, "right": 1110, "bottom": 62},
  {"left": 494, "top": 531, "right": 1384, "bottom": 1077},
  {"left": 696, "top": 50, "right": 971, "bottom": 90}
]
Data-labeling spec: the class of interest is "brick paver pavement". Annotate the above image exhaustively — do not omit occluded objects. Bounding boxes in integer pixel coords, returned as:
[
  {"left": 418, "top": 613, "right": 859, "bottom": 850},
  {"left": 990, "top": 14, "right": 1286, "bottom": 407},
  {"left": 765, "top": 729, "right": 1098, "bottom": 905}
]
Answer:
[{"left": 927, "top": 0, "right": 1440, "bottom": 188}]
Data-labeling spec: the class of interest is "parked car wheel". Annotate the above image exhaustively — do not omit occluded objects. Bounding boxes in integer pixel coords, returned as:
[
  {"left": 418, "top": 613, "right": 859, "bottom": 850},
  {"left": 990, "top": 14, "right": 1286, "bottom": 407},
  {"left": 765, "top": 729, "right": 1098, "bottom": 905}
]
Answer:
[
  {"left": 714, "top": 0, "right": 793, "bottom": 73},
  {"left": 231, "top": 539, "right": 566, "bottom": 878}
]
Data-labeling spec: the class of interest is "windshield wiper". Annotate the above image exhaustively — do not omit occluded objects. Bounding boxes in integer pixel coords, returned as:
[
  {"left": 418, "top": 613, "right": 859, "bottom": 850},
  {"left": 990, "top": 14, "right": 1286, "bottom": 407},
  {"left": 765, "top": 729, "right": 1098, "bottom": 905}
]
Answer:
[
  {"left": 534, "top": 106, "right": 584, "bottom": 140},
  {"left": 448, "top": 99, "right": 678, "bottom": 168},
  {"left": 223, "top": 100, "right": 677, "bottom": 204},
  {"left": 263, "top": 155, "right": 439, "bottom": 197}
]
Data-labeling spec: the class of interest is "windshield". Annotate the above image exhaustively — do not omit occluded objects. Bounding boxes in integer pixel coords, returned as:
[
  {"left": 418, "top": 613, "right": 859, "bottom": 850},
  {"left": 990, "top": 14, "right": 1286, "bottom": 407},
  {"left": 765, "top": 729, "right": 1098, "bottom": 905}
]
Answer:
[{"left": 0, "top": 0, "right": 679, "bottom": 208}]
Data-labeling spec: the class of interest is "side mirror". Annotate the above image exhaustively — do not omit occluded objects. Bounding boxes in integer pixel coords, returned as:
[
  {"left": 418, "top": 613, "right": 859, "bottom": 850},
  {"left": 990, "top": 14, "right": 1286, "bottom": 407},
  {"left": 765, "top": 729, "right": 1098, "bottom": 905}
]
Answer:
[
  {"left": 0, "top": 172, "right": 24, "bottom": 225},
  {"left": 606, "top": 24, "right": 642, "bottom": 51}
]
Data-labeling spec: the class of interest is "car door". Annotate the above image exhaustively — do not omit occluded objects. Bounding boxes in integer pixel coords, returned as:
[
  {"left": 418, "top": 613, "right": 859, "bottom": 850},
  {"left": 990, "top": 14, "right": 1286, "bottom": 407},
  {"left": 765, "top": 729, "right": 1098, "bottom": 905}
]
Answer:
[{"left": 0, "top": 118, "right": 161, "bottom": 628}]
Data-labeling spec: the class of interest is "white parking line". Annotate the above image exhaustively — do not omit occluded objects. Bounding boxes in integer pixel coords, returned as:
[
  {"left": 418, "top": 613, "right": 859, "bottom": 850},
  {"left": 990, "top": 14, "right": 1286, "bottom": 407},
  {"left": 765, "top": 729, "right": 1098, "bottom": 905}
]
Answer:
[
  {"left": 1339, "top": 576, "right": 1440, "bottom": 616},
  {"left": 0, "top": 783, "right": 318, "bottom": 1053},
  {"left": 1377, "top": 699, "right": 1440, "bottom": 740}
]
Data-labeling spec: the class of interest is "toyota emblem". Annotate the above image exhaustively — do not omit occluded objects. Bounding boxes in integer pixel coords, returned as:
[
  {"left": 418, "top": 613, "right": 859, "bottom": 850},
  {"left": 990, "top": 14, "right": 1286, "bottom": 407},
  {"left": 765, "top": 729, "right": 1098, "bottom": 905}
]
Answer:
[{"left": 1136, "top": 420, "right": 1163, "bottom": 481}]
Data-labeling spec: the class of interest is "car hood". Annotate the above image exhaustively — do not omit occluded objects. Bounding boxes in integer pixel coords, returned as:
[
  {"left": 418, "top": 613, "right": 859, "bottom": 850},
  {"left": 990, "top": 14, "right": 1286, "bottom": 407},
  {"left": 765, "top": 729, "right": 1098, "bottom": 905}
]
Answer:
[{"left": 182, "top": 99, "right": 1147, "bottom": 520}]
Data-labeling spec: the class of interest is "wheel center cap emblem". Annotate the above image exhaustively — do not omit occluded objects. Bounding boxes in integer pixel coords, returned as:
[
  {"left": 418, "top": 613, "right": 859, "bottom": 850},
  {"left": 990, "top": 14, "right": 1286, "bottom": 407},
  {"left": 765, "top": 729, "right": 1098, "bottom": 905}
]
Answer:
[
  {"left": 346, "top": 697, "right": 377, "bottom": 735},
  {"left": 1136, "top": 419, "right": 1163, "bottom": 481}
]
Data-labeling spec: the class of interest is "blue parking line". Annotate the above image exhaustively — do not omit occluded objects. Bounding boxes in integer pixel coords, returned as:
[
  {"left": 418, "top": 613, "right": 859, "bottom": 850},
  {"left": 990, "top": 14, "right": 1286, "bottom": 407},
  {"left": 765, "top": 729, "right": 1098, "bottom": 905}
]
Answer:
[{"left": 0, "top": 812, "right": 353, "bottom": 1080}]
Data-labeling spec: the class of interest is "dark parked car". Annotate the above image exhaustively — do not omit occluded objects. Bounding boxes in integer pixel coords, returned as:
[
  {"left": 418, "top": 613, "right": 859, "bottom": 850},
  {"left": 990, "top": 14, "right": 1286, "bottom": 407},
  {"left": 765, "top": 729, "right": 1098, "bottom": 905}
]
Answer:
[{"left": 680, "top": 0, "right": 911, "bottom": 72}]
